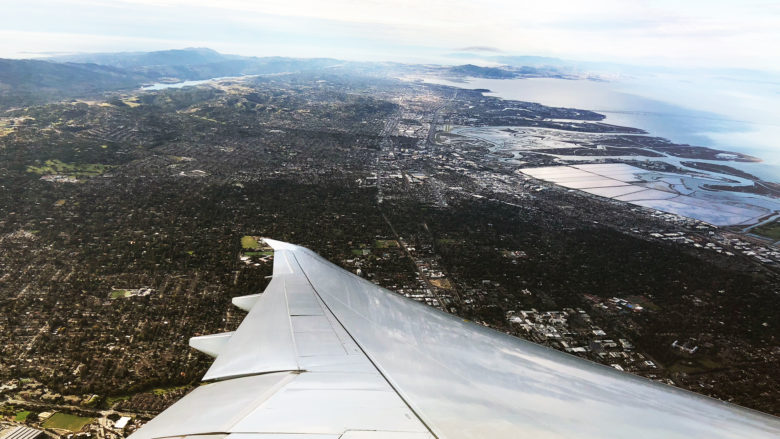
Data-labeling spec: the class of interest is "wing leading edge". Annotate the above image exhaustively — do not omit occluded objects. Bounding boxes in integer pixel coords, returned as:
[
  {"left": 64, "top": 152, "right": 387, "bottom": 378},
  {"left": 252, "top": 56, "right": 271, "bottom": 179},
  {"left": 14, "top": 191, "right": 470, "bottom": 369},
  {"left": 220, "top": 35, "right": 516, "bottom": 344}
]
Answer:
[{"left": 130, "top": 238, "right": 780, "bottom": 439}]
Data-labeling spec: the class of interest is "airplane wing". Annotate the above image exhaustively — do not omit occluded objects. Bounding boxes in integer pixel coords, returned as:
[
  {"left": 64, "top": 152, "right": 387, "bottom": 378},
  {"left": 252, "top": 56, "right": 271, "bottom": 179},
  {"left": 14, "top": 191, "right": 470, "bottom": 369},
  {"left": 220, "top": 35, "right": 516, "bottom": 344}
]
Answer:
[{"left": 129, "top": 238, "right": 780, "bottom": 439}]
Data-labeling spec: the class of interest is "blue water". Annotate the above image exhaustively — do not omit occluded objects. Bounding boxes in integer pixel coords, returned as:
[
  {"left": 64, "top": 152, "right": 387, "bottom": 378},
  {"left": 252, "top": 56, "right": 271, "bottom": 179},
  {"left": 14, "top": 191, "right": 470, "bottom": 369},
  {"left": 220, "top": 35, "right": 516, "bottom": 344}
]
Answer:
[
  {"left": 140, "top": 75, "right": 254, "bottom": 91},
  {"left": 423, "top": 76, "right": 780, "bottom": 182},
  {"left": 141, "top": 78, "right": 217, "bottom": 90}
]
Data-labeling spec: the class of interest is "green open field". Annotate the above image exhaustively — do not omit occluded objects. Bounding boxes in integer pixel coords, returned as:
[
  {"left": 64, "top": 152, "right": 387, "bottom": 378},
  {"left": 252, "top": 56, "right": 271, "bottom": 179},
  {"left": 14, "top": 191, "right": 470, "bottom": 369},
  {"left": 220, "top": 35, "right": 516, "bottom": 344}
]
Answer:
[
  {"left": 103, "top": 384, "right": 190, "bottom": 409},
  {"left": 26, "top": 159, "right": 114, "bottom": 177},
  {"left": 110, "top": 289, "right": 133, "bottom": 299},
  {"left": 243, "top": 251, "right": 272, "bottom": 257},
  {"left": 42, "top": 413, "right": 93, "bottom": 431},
  {"left": 241, "top": 235, "right": 260, "bottom": 249},
  {"left": 751, "top": 219, "right": 780, "bottom": 241},
  {"left": 105, "top": 395, "right": 130, "bottom": 408},
  {"left": 82, "top": 395, "right": 99, "bottom": 407},
  {"left": 374, "top": 239, "right": 399, "bottom": 248},
  {"left": 151, "top": 384, "right": 189, "bottom": 396},
  {"left": 14, "top": 411, "right": 30, "bottom": 422}
]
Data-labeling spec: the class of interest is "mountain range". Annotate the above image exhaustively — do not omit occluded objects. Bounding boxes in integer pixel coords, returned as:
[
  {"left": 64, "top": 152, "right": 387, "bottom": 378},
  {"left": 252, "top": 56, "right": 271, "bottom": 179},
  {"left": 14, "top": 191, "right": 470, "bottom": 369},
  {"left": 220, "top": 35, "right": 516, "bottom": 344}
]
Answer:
[{"left": 0, "top": 48, "right": 576, "bottom": 109}]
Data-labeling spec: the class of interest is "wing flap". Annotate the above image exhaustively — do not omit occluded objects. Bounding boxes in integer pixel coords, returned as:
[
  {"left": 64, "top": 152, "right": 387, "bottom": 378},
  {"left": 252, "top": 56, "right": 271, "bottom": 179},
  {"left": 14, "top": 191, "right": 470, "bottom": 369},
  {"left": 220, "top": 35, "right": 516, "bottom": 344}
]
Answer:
[
  {"left": 128, "top": 373, "right": 297, "bottom": 439},
  {"left": 203, "top": 274, "right": 299, "bottom": 380},
  {"left": 129, "top": 371, "right": 429, "bottom": 439},
  {"left": 231, "top": 372, "right": 427, "bottom": 435},
  {"left": 203, "top": 242, "right": 382, "bottom": 380}
]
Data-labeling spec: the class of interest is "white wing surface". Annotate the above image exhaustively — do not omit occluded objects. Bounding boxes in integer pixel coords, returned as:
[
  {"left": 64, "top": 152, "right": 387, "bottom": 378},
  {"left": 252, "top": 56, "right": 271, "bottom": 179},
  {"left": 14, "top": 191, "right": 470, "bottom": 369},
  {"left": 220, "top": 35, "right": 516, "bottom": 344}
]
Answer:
[{"left": 129, "top": 238, "right": 780, "bottom": 439}]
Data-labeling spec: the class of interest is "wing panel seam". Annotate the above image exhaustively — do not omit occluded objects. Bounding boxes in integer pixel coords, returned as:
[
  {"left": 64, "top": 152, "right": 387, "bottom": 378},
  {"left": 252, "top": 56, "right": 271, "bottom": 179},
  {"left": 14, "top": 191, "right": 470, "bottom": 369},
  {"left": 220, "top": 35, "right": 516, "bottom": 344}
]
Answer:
[{"left": 286, "top": 251, "right": 440, "bottom": 439}]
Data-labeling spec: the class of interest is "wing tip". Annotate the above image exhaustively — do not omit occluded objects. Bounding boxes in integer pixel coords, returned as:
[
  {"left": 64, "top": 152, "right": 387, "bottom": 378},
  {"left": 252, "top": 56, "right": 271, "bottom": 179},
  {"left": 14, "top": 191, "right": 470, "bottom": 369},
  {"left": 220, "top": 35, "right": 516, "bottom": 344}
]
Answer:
[{"left": 261, "top": 237, "right": 301, "bottom": 251}]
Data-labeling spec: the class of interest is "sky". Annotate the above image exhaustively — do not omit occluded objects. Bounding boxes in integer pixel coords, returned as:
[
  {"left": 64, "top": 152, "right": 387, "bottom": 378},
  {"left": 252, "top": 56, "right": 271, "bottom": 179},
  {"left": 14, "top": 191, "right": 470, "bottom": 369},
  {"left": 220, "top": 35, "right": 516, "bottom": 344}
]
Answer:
[{"left": 3, "top": 0, "right": 780, "bottom": 71}]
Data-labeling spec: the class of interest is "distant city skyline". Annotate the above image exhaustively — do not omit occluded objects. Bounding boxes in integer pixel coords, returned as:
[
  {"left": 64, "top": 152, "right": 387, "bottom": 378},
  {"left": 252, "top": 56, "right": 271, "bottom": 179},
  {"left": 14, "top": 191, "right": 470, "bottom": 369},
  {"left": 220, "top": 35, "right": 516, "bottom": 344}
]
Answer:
[{"left": 3, "top": 0, "right": 780, "bottom": 71}]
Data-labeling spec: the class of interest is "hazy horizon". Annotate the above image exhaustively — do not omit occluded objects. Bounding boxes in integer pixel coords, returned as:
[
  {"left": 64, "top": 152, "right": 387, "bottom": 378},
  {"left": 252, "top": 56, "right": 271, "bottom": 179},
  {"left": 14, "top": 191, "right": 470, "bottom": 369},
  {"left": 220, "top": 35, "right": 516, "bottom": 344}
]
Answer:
[{"left": 3, "top": 0, "right": 780, "bottom": 73}]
